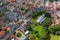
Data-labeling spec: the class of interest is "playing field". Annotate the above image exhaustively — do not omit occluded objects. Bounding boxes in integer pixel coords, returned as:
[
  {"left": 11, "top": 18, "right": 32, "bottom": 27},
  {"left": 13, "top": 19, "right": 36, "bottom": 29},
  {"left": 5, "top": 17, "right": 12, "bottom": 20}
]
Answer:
[{"left": 51, "top": 34, "right": 60, "bottom": 40}]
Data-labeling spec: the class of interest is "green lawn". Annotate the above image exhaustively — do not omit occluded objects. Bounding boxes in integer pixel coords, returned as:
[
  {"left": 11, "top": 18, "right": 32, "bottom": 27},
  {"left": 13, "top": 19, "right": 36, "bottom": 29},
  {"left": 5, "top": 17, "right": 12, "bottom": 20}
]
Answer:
[
  {"left": 31, "top": 19, "right": 60, "bottom": 40},
  {"left": 31, "top": 18, "right": 43, "bottom": 32},
  {"left": 31, "top": 18, "right": 43, "bottom": 40},
  {"left": 17, "top": 32, "right": 22, "bottom": 38},
  {"left": 33, "top": 24, "right": 43, "bottom": 40},
  {"left": 51, "top": 34, "right": 60, "bottom": 40},
  {"left": 15, "top": 29, "right": 23, "bottom": 38},
  {"left": 33, "top": 24, "right": 43, "bottom": 35}
]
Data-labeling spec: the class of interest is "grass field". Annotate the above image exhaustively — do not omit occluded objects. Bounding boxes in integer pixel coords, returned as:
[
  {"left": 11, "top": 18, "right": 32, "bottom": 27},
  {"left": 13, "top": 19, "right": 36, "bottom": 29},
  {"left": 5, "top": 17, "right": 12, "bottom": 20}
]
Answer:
[
  {"left": 31, "top": 18, "right": 43, "bottom": 34},
  {"left": 31, "top": 18, "right": 60, "bottom": 40},
  {"left": 31, "top": 18, "right": 43, "bottom": 40},
  {"left": 51, "top": 34, "right": 60, "bottom": 40},
  {"left": 31, "top": 13, "right": 60, "bottom": 40}
]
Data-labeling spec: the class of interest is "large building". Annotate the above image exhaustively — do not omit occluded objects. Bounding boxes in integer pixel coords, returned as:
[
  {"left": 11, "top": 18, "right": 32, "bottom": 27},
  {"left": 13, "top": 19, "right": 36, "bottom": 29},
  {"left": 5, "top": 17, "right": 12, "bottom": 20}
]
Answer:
[{"left": 37, "top": 14, "right": 45, "bottom": 24}]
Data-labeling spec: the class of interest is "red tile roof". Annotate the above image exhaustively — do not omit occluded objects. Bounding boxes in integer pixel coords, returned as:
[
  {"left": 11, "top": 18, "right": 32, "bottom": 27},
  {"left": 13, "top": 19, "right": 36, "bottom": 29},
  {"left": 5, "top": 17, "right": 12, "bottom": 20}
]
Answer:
[
  {"left": 9, "top": 0, "right": 16, "bottom": 2},
  {"left": 25, "top": 14, "right": 30, "bottom": 17},
  {"left": 10, "top": 34, "right": 14, "bottom": 38},
  {"left": 1, "top": 22, "right": 6, "bottom": 27},
  {"left": 0, "top": 18, "right": 2, "bottom": 21},
  {"left": 7, "top": 27, "right": 11, "bottom": 31},
  {"left": 0, "top": 31, "right": 5, "bottom": 38},
  {"left": 2, "top": 27, "right": 6, "bottom": 31},
  {"left": 6, "top": 34, "right": 14, "bottom": 40}
]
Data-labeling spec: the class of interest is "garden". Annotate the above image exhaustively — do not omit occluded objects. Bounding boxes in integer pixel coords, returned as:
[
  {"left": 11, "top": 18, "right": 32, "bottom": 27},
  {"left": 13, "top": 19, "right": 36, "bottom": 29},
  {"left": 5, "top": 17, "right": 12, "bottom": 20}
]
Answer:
[
  {"left": 27, "top": 10, "right": 60, "bottom": 40},
  {"left": 27, "top": 11, "right": 52, "bottom": 40}
]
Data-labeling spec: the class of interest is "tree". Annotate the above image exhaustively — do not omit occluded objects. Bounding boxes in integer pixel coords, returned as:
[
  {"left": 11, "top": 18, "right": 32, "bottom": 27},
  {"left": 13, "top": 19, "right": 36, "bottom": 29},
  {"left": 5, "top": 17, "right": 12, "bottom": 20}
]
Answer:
[
  {"left": 48, "top": 24, "right": 60, "bottom": 35},
  {"left": 14, "top": 32, "right": 16, "bottom": 35},
  {"left": 4, "top": 29, "right": 9, "bottom": 33},
  {"left": 49, "top": 0, "right": 54, "bottom": 2},
  {"left": 20, "top": 8, "right": 25, "bottom": 11},
  {"left": 4, "top": 18, "right": 12, "bottom": 23},
  {"left": 0, "top": 13, "right": 4, "bottom": 17},
  {"left": 32, "top": 11, "right": 51, "bottom": 19},
  {"left": 2, "top": 8, "right": 8, "bottom": 13},
  {"left": 32, "top": 11, "right": 44, "bottom": 18},
  {"left": 40, "top": 28, "right": 50, "bottom": 40},
  {"left": 17, "top": 32, "right": 22, "bottom": 38},
  {"left": 48, "top": 26, "right": 55, "bottom": 35},
  {"left": 56, "top": 31, "right": 60, "bottom": 36},
  {"left": 49, "top": 0, "right": 58, "bottom": 2},
  {"left": 41, "top": 18, "right": 52, "bottom": 27},
  {"left": 27, "top": 25, "right": 33, "bottom": 31},
  {"left": 45, "top": 13, "right": 51, "bottom": 18}
]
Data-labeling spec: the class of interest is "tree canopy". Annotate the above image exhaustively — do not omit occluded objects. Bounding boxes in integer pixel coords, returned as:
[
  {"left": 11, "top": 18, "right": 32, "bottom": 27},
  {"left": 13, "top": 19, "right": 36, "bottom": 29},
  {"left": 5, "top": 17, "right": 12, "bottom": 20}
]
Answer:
[
  {"left": 48, "top": 24, "right": 60, "bottom": 35},
  {"left": 49, "top": 0, "right": 58, "bottom": 2},
  {"left": 41, "top": 17, "right": 52, "bottom": 27}
]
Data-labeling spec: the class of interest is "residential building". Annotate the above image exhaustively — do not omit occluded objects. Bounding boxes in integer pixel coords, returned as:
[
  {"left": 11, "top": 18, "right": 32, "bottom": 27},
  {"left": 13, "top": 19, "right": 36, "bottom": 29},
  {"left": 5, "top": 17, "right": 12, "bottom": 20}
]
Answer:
[
  {"left": 0, "top": 6, "right": 4, "bottom": 11},
  {"left": 6, "top": 11, "right": 18, "bottom": 21},
  {"left": 9, "top": 0, "right": 16, "bottom": 2},
  {"left": 6, "top": 34, "right": 14, "bottom": 40},
  {"left": 0, "top": 0, "right": 3, "bottom": 2},
  {"left": 45, "top": 1, "right": 50, "bottom": 6},
  {"left": 7, "top": 6, "right": 15, "bottom": 11},
  {"left": 0, "top": 31, "right": 5, "bottom": 38},
  {"left": 16, "top": 0, "right": 22, "bottom": 4},
  {"left": 7, "top": 27, "right": 11, "bottom": 31},
  {"left": 56, "top": 10, "right": 60, "bottom": 20},
  {"left": 25, "top": 14, "right": 31, "bottom": 17},
  {"left": 2, "top": 27, "right": 6, "bottom": 31}
]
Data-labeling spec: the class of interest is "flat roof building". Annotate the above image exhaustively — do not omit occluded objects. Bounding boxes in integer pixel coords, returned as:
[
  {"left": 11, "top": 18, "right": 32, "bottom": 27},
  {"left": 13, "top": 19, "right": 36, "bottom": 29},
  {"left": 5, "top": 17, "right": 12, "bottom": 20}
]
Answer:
[{"left": 37, "top": 14, "right": 45, "bottom": 24}]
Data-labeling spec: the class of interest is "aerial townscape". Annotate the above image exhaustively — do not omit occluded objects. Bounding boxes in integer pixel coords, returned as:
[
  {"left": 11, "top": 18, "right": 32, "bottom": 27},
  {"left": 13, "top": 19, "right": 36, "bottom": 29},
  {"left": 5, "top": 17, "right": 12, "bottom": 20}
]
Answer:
[{"left": 0, "top": 0, "right": 60, "bottom": 40}]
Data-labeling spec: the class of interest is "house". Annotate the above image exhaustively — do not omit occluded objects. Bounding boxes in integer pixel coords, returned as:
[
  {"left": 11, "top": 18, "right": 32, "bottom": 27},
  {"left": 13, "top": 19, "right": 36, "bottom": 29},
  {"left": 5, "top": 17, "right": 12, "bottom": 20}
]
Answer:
[
  {"left": 56, "top": 10, "right": 60, "bottom": 21},
  {"left": 0, "top": 6, "right": 4, "bottom": 11},
  {"left": 7, "top": 27, "right": 11, "bottom": 31},
  {"left": 45, "top": 1, "right": 50, "bottom": 7},
  {"left": 24, "top": 23, "right": 28, "bottom": 27},
  {"left": 58, "top": 1, "right": 60, "bottom": 5},
  {"left": 0, "top": 31, "right": 5, "bottom": 38},
  {"left": 6, "top": 11, "right": 18, "bottom": 21},
  {"left": 16, "top": 0, "right": 22, "bottom": 4},
  {"left": 1, "top": 22, "right": 6, "bottom": 27},
  {"left": 0, "top": 0, "right": 3, "bottom": 2},
  {"left": 7, "top": 6, "right": 15, "bottom": 11},
  {"left": 6, "top": 34, "right": 14, "bottom": 40},
  {"left": 0, "top": 23, "right": 6, "bottom": 31},
  {"left": 34, "top": 0, "right": 45, "bottom": 6},
  {"left": 2, "top": 27, "right": 6, "bottom": 31},
  {"left": 37, "top": 14, "right": 45, "bottom": 24},
  {"left": 25, "top": 14, "right": 31, "bottom": 17},
  {"left": 0, "top": 18, "right": 2, "bottom": 21},
  {"left": 9, "top": 0, "right": 16, "bottom": 2}
]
